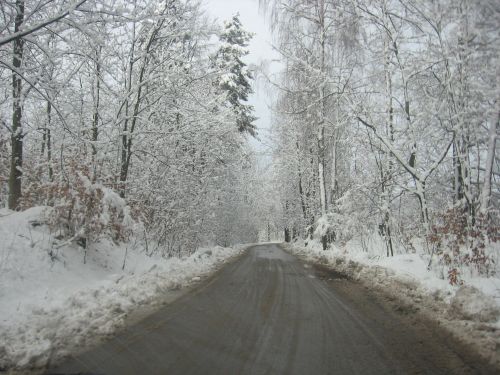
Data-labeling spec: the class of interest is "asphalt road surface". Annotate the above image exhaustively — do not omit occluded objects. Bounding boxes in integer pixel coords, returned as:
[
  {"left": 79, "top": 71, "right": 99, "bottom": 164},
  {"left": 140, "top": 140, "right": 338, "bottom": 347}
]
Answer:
[{"left": 47, "top": 244, "right": 494, "bottom": 375}]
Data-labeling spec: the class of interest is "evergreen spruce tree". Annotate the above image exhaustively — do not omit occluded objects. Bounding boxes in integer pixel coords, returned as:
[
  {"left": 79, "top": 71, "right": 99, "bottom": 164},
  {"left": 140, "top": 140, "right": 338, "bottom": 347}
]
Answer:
[{"left": 214, "top": 14, "right": 257, "bottom": 136}]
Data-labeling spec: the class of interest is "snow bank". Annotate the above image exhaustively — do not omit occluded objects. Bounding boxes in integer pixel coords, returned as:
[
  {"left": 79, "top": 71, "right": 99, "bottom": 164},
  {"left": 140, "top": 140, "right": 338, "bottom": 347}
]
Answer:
[
  {"left": 284, "top": 238, "right": 500, "bottom": 367},
  {"left": 0, "top": 207, "right": 246, "bottom": 372}
]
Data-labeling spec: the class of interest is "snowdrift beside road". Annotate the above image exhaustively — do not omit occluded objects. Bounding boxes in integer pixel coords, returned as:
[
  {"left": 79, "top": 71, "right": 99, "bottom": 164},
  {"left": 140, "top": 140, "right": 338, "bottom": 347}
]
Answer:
[
  {"left": 284, "top": 239, "right": 500, "bottom": 368},
  {"left": 0, "top": 207, "right": 246, "bottom": 372}
]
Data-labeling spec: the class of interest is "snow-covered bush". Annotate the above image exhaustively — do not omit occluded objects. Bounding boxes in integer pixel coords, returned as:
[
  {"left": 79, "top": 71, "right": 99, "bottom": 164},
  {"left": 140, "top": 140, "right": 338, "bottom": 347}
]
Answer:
[
  {"left": 18, "top": 162, "right": 53, "bottom": 209},
  {"left": 330, "top": 189, "right": 378, "bottom": 245},
  {"left": 48, "top": 163, "right": 134, "bottom": 245},
  {"left": 429, "top": 208, "right": 498, "bottom": 285},
  {"left": 313, "top": 214, "right": 335, "bottom": 249}
]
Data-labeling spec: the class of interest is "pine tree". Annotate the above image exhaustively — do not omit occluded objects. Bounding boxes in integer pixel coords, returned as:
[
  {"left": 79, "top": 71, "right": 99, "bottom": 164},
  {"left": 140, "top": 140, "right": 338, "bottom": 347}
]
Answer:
[{"left": 214, "top": 14, "right": 257, "bottom": 136}]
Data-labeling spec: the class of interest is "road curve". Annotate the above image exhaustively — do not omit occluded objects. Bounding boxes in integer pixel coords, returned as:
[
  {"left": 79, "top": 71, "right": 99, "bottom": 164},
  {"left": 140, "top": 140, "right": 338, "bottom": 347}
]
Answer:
[{"left": 47, "top": 244, "right": 493, "bottom": 375}]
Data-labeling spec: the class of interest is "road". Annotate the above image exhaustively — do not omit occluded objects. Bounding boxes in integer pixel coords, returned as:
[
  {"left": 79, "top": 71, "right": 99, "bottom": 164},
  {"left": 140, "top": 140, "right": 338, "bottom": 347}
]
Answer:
[{"left": 47, "top": 244, "right": 494, "bottom": 375}]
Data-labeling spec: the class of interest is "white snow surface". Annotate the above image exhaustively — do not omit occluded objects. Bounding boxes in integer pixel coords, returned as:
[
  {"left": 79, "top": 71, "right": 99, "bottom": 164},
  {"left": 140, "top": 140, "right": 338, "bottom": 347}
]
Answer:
[{"left": 0, "top": 207, "right": 246, "bottom": 371}]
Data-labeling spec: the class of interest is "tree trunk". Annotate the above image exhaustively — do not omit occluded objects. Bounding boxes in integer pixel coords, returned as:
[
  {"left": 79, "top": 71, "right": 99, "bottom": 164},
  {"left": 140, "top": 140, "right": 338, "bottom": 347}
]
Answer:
[
  {"left": 119, "top": 33, "right": 135, "bottom": 197},
  {"left": 415, "top": 179, "right": 430, "bottom": 231},
  {"left": 284, "top": 227, "right": 291, "bottom": 243},
  {"left": 480, "top": 109, "right": 499, "bottom": 215},
  {"left": 119, "top": 16, "right": 162, "bottom": 198},
  {"left": 453, "top": 141, "right": 463, "bottom": 203},
  {"left": 329, "top": 136, "right": 338, "bottom": 205},
  {"left": 120, "top": 133, "right": 128, "bottom": 197},
  {"left": 296, "top": 141, "right": 308, "bottom": 222},
  {"left": 316, "top": 0, "right": 330, "bottom": 249},
  {"left": 45, "top": 100, "right": 53, "bottom": 182},
  {"left": 8, "top": 0, "right": 25, "bottom": 210},
  {"left": 317, "top": 0, "right": 327, "bottom": 218},
  {"left": 383, "top": 28, "right": 395, "bottom": 257},
  {"left": 47, "top": 127, "right": 53, "bottom": 182},
  {"left": 317, "top": 129, "right": 327, "bottom": 216},
  {"left": 91, "top": 46, "right": 101, "bottom": 181}
]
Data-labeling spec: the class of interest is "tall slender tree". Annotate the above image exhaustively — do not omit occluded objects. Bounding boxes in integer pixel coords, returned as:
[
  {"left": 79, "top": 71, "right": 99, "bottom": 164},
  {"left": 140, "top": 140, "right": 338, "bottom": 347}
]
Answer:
[{"left": 214, "top": 14, "right": 257, "bottom": 136}]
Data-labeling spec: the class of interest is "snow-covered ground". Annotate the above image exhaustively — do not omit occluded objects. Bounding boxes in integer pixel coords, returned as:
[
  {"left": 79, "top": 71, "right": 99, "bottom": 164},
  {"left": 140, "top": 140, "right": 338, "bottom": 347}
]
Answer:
[
  {"left": 284, "top": 238, "right": 500, "bottom": 367},
  {"left": 0, "top": 207, "right": 247, "bottom": 372}
]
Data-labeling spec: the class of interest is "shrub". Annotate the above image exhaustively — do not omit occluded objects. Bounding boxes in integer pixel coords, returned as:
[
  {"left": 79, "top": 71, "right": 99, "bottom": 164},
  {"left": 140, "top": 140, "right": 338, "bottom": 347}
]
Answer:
[
  {"left": 429, "top": 208, "right": 497, "bottom": 284},
  {"left": 47, "top": 162, "right": 134, "bottom": 245}
]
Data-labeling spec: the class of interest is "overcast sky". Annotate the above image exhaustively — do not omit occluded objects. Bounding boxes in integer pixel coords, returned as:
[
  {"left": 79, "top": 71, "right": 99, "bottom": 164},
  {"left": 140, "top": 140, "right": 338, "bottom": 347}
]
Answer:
[{"left": 202, "top": 0, "right": 280, "bottom": 153}]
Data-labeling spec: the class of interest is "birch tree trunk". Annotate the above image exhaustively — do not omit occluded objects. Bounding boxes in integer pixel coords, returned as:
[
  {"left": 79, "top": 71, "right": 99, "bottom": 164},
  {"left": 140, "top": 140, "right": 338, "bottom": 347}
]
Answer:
[{"left": 317, "top": 0, "right": 327, "bottom": 218}]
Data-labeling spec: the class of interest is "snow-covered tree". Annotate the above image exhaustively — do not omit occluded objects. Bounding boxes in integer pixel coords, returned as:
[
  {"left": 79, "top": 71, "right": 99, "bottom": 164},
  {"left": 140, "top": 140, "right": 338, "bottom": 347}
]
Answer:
[
  {"left": 264, "top": 0, "right": 499, "bottom": 281},
  {"left": 213, "top": 14, "right": 257, "bottom": 136},
  {"left": 0, "top": 0, "right": 261, "bottom": 254}
]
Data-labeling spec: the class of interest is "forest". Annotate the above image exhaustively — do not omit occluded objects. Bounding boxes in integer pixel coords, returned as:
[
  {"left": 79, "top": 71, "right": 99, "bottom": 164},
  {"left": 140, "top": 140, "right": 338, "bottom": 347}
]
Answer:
[
  {"left": 0, "top": 0, "right": 262, "bottom": 254},
  {"left": 263, "top": 0, "right": 499, "bottom": 284},
  {"left": 1, "top": 0, "right": 499, "bottom": 281}
]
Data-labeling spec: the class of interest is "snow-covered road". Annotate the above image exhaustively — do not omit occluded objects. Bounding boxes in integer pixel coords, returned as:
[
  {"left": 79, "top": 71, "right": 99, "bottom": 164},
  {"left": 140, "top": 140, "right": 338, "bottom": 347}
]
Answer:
[{"left": 47, "top": 244, "right": 495, "bottom": 375}]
